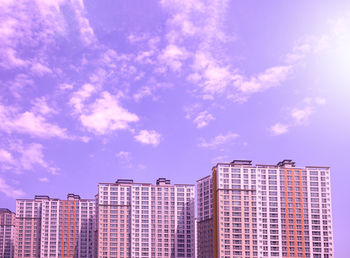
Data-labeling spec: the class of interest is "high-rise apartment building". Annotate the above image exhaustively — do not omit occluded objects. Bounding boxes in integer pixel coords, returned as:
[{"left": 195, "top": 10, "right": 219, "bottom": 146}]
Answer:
[
  {"left": 0, "top": 208, "right": 16, "bottom": 258},
  {"left": 197, "top": 175, "right": 213, "bottom": 258},
  {"left": 96, "top": 178, "right": 195, "bottom": 258},
  {"left": 15, "top": 194, "right": 95, "bottom": 257},
  {"left": 197, "top": 159, "right": 334, "bottom": 258}
]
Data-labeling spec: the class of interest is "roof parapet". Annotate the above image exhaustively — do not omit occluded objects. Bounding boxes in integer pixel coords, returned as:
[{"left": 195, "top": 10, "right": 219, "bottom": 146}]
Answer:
[
  {"left": 156, "top": 178, "right": 171, "bottom": 185},
  {"left": 116, "top": 179, "right": 134, "bottom": 184},
  {"left": 34, "top": 195, "right": 50, "bottom": 200},
  {"left": 230, "top": 160, "right": 252, "bottom": 166},
  {"left": 67, "top": 193, "right": 81, "bottom": 200},
  {"left": 277, "top": 159, "right": 295, "bottom": 168}
]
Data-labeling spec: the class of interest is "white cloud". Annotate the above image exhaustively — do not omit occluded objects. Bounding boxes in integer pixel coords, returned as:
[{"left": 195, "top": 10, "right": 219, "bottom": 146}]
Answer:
[
  {"left": 30, "top": 62, "right": 52, "bottom": 76},
  {"left": 234, "top": 66, "right": 292, "bottom": 94},
  {"left": 115, "top": 151, "right": 146, "bottom": 169},
  {"left": 116, "top": 151, "right": 132, "bottom": 167},
  {"left": 0, "top": 149, "right": 14, "bottom": 164},
  {"left": 31, "top": 97, "right": 56, "bottom": 116},
  {"left": 20, "top": 143, "right": 47, "bottom": 170},
  {"left": 290, "top": 107, "right": 313, "bottom": 125},
  {"left": 270, "top": 97, "right": 326, "bottom": 136},
  {"left": 0, "top": 102, "right": 69, "bottom": 139},
  {"left": 0, "top": 142, "right": 58, "bottom": 174},
  {"left": 159, "top": 44, "right": 189, "bottom": 72},
  {"left": 59, "top": 83, "right": 74, "bottom": 91},
  {"left": 134, "top": 130, "right": 161, "bottom": 146},
  {"left": 184, "top": 103, "right": 202, "bottom": 119},
  {"left": 314, "top": 97, "right": 326, "bottom": 105},
  {"left": 211, "top": 155, "right": 229, "bottom": 164},
  {"left": 116, "top": 151, "right": 131, "bottom": 161},
  {"left": 199, "top": 132, "right": 239, "bottom": 148},
  {"left": 70, "top": 83, "right": 97, "bottom": 113},
  {"left": 270, "top": 123, "right": 289, "bottom": 136},
  {"left": 0, "top": 0, "right": 67, "bottom": 69},
  {"left": 6, "top": 74, "right": 34, "bottom": 98},
  {"left": 193, "top": 111, "right": 215, "bottom": 128},
  {"left": 38, "top": 177, "right": 49, "bottom": 182},
  {"left": 133, "top": 81, "right": 172, "bottom": 102},
  {"left": 0, "top": 177, "right": 25, "bottom": 198},
  {"left": 80, "top": 91, "right": 139, "bottom": 135}
]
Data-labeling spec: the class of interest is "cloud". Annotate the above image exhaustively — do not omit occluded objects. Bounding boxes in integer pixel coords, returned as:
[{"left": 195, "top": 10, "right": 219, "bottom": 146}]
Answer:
[
  {"left": 59, "top": 83, "right": 74, "bottom": 91},
  {"left": 270, "top": 97, "right": 326, "bottom": 136},
  {"left": 134, "top": 130, "right": 161, "bottom": 146},
  {"left": 133, "top": 81, "right": 172, "bottom": 102},
  {"left": 199, "top": 131, "right": 239, "bottom": 148},
  {"left": 211, "top": 155, "right": 229, "bottom": 164},
  {"left": 270, "top": 123, "right": 289, "bottom": 136},
  {"left": 6, "top": 74, "right": 34, "bottom": 98},
  {"left": 0, "top": 0, "right": 67, "bottom": 69},
  {"left": 38, "top": 177, "right": 49, "bottom": 182},
  {"left": 116, "top": 151, "right": 132, "bottom": 167},
  {"left": 70, "top": 83, "right": 97, "bottom": 113},
  {"left": 0, "top": 142, "right": 58, "bottom": 174},
  {"left": 0, "top": 177, "right": 25, "bottom": 198},
  {"left": 116, "top": 151, "right": 131, "bottom": 161},
  {"left": 193, "top": 111, "right": 215, "bottom": 128},
  {"left": 234, "top": 66, "right": 292, "bottom": 94},
  {"left": 158, "top": 44, "right": 189, "bottom": 72},
  {"left": 159, "top": 0, "right": 296, "bottom": 102},
  {"left": 30, "top": 62, "right": 52, "bottom": 76},
  {"left": 0, "top": 102, "right": 69, "bottom": 139},
  {"left": 31, "top": 97, "right": 56, "bottom": 116},
  {"left": 0, "top": 149, "right": 14, "bottom": 164},
  {"left": 116, "top": 151, "right": 147, "bottom": 169},
  {"left": 290, "top": 106, "right": 313, "bottom": 125},
  {"left": 79, "top": 91, "right": 139, "bottom": 134},
  {"left": 184, "top": 104, "right": 215, "bottom": 128},
  {"left": 20, "top": 143, "right": 48, "bottom": 170}
]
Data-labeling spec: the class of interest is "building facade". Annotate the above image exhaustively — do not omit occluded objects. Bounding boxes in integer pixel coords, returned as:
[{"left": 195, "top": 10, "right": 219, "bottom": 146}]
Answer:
[
  {"left": 97, "top": 178, "right": 195, "bottom": 258},
  {"left": 15, "top": 194, "right": 95, "bottom": 257},
  {"left": 197, "top": 175, "right": 213, "bottom": 258},
  {"left": 197, "top": 159, "right": 334, "bottom": 258},
  {"left": 0, "top": 208, "right": 16, "bottom": 258}
]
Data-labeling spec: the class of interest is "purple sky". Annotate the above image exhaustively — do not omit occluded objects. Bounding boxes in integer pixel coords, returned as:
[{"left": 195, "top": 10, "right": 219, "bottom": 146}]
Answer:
[{"left": 0, "top": 0, "right": 350, "bottom": 256}]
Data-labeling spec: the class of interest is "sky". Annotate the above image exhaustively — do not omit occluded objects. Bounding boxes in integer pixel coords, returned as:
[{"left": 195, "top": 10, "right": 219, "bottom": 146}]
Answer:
[{"left": 0, "top": 0, "right": 350, "bottom": 256}]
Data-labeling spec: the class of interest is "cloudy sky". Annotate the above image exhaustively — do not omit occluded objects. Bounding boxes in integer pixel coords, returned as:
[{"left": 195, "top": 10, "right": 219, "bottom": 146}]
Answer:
[{"left": 1, "top": 0, "right": 350, "bottom": 255}]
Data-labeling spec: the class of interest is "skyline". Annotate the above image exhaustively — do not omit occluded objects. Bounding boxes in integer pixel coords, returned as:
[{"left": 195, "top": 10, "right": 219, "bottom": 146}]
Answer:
[{"left": 0, "top": 0, "right": 350, "bottom": 257}]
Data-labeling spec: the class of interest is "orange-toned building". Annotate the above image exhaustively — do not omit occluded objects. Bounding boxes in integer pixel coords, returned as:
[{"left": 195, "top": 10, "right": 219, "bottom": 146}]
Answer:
[
  {"left": 197, "top": 159, "right": 334, "bottom": 258},
  {"left": 15, "top": 194, "right": 96, "bottom": 257}
]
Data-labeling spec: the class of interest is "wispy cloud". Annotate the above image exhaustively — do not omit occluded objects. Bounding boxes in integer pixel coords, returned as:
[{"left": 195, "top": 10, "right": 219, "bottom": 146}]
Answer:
[
  {"left": 0, "top": 142, "right": 58, "bottom": 175},
  {"left": 116, "top": 151, "right": 147, "bottom": 169},
  {"left": 193, "top": 111, "right": 215, "bottom": 128},
  {"left": 270, "top": 97, "right": 326, "bottom": 135},
  {"left": 133, "top": 81, "right": 172, "bottom": 102},
  {"left": 70, "top": 83, "right": 98, "bottom": 114},
  {"left": 134, "top": 130, "right": 162, "bottom": 146},
  {"left": 199, "top": 131, "right": 239, "bottom": 148},
  {"left": 0, "top": 102, "right": 69, "bottom": 139},
  {"left": 0, "top": 177, "right": 25, "bottom": 198},
  {"left": 270, "top": 123, "right": 290, "bottom": 136},
  {"left": 38, "top": 177, "right": 49, "bottom": 182}
]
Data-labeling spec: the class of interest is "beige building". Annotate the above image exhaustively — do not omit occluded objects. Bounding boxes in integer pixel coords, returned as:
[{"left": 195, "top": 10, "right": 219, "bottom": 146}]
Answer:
[{"left": 96, "top": 178, "right": 195, "bottom": 258}]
